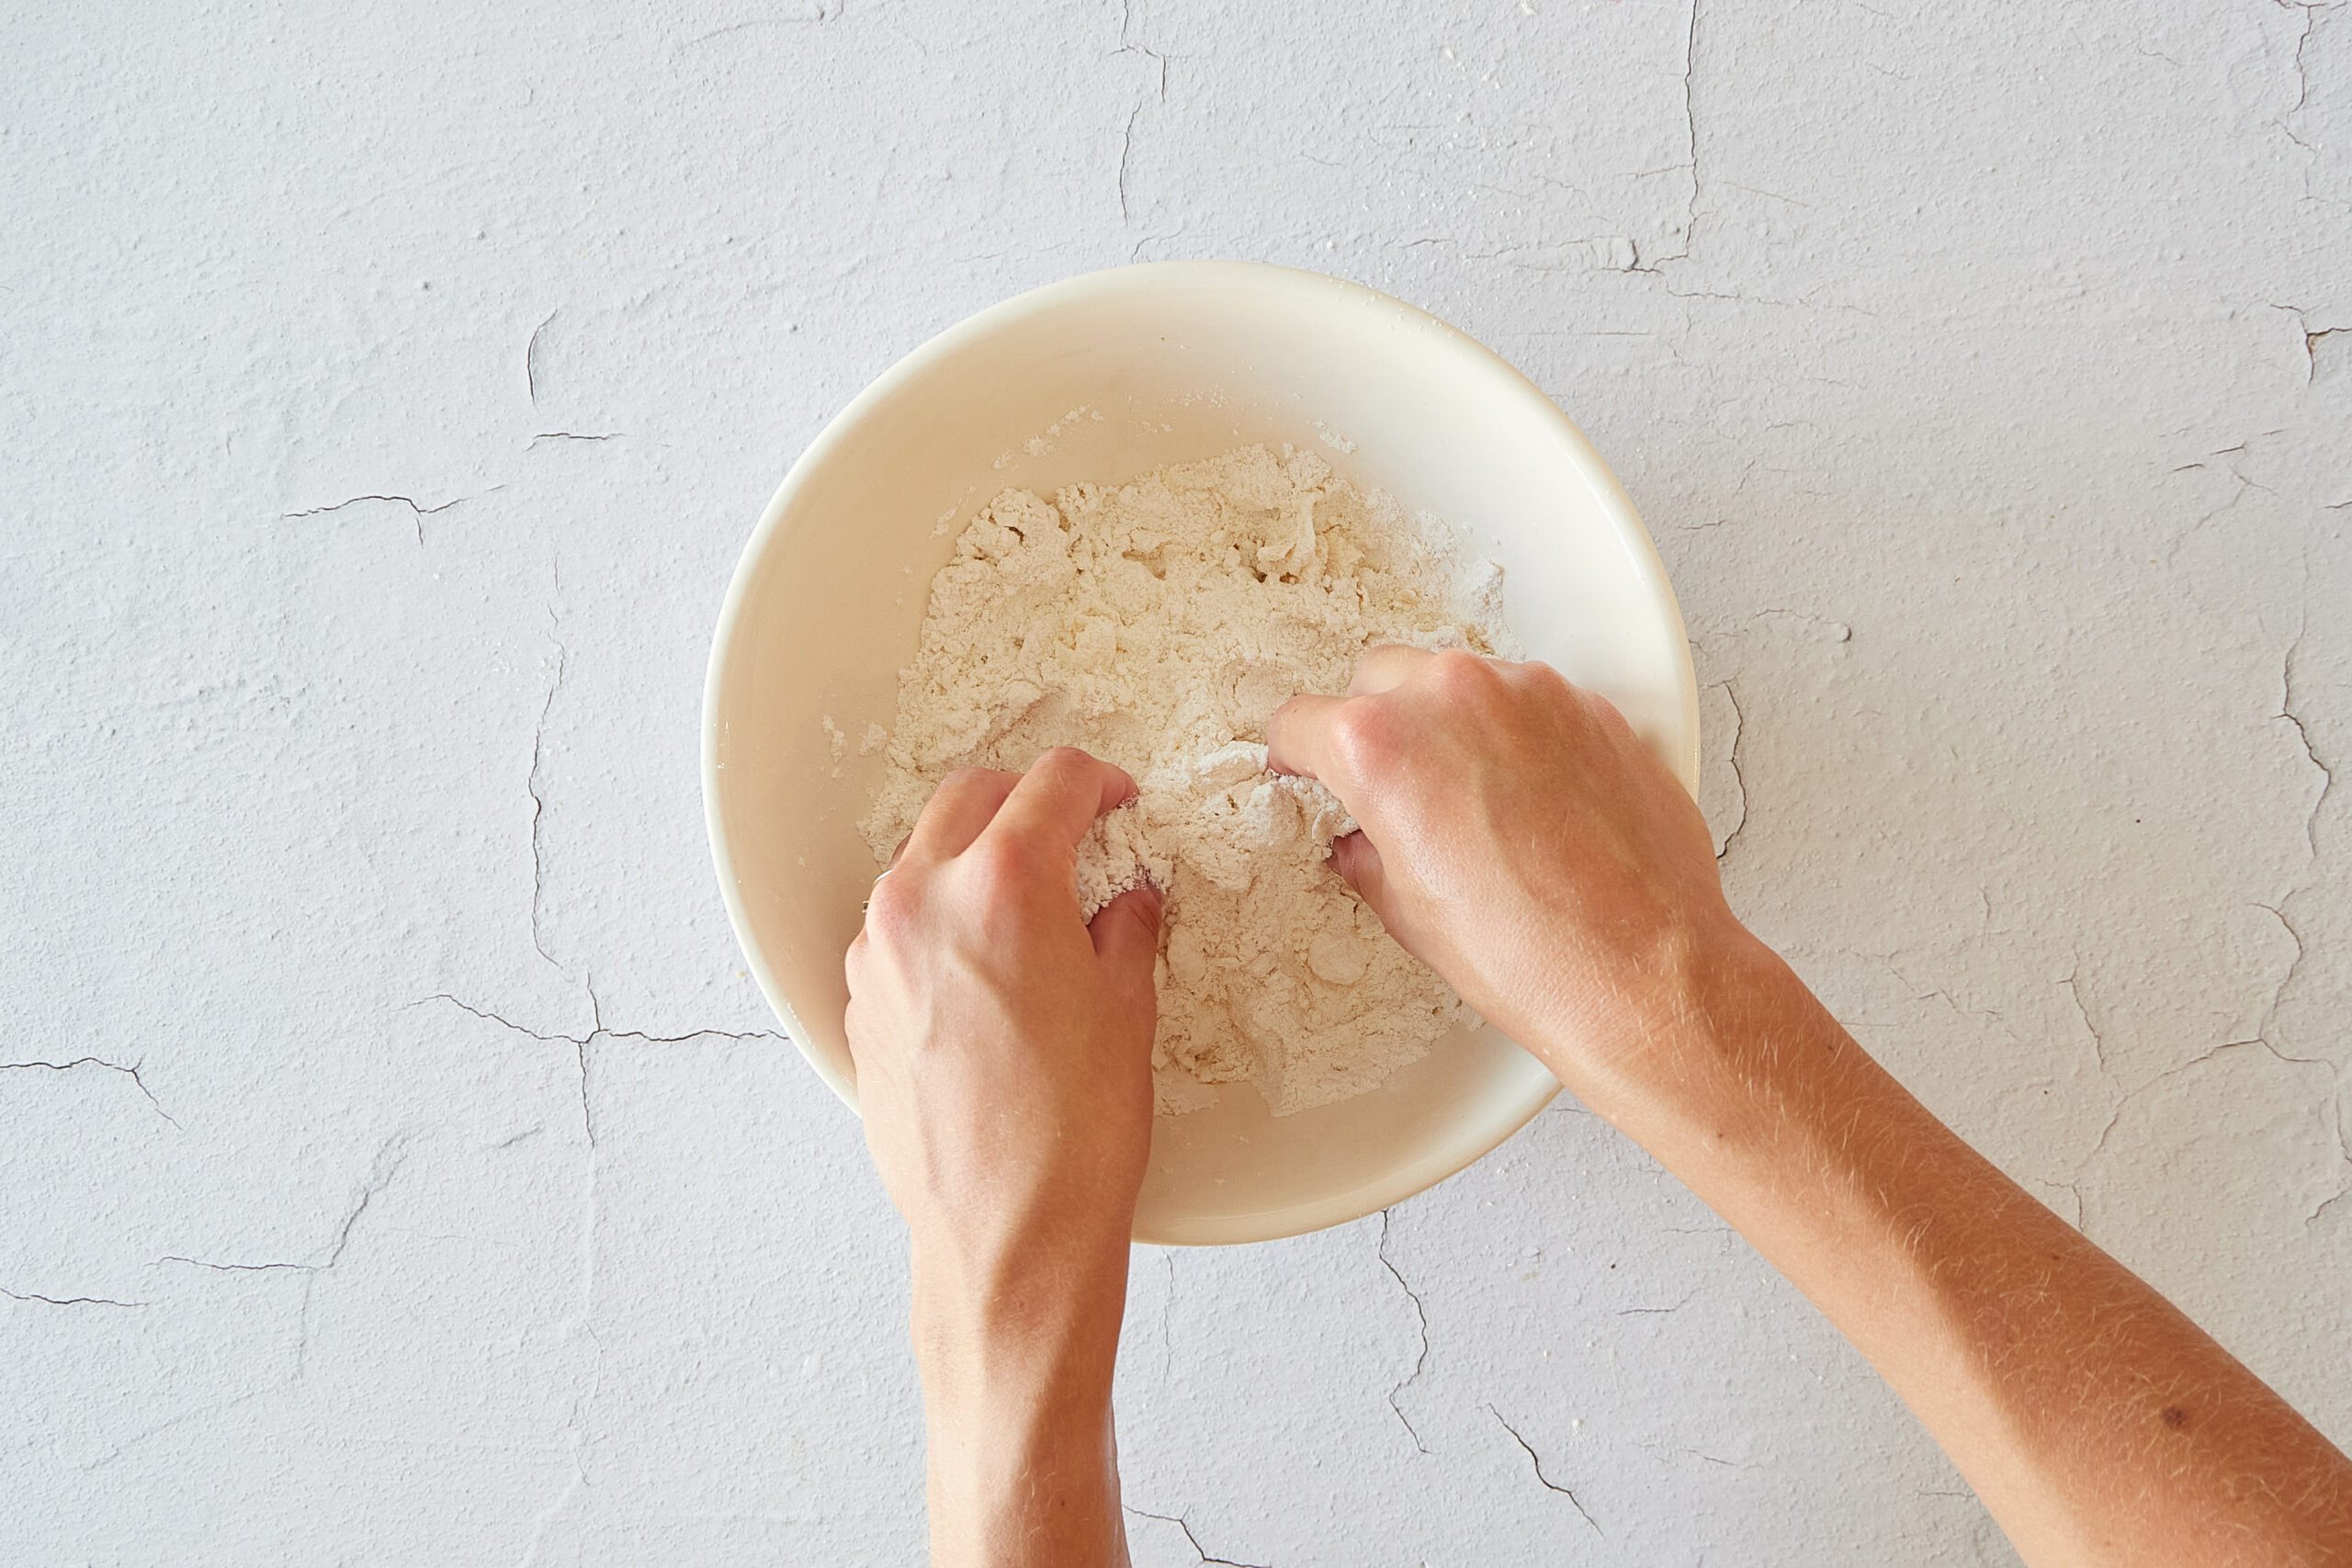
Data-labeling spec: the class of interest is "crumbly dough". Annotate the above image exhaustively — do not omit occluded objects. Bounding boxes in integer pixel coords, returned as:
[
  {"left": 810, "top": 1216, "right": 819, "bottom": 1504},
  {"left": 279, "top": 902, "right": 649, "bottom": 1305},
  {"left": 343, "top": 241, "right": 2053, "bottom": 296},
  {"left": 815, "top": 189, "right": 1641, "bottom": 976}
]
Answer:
[{"left": 861, "top": 444, "right": 1511, "bottom": 1115}]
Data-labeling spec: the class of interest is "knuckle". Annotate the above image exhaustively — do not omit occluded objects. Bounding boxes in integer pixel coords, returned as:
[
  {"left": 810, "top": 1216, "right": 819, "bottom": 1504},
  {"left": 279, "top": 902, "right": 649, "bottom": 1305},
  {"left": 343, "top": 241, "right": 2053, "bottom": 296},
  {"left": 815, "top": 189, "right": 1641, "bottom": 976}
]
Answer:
[
  {"left": 1031, "top": 745, "right": 1098, "bottom": 786},
  {"left": 862, "top": 876, "right": 919, "bottom": 938},
  {"left": 935, "top": 765, "right": 992, "bottom": 796},
  {"left": 1517, "top": 658, "right": 1575, "bottom": 702},
  {"left": 1582, "top": 687, "right": 1635, "bottom": 738},
  {"left": 1428, "top": 650, "right": 1521, "bottom": 719},
  {"left": 1326, "top": 701, "right": 1398, "bottom": 772},
  {"left": 1425, "top": 648, "right": 1499, "bottom": 694},
  {"left": 959, "top": 835, "right": 1034, "bottom": 891}
]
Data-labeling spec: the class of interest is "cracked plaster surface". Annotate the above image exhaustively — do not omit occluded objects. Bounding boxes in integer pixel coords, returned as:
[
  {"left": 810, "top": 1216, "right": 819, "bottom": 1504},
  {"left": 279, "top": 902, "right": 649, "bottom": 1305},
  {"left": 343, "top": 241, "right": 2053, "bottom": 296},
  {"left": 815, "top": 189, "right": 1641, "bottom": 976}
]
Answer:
[{"left": 4, "top": 0, "right": 2348, "bottom": 1562}]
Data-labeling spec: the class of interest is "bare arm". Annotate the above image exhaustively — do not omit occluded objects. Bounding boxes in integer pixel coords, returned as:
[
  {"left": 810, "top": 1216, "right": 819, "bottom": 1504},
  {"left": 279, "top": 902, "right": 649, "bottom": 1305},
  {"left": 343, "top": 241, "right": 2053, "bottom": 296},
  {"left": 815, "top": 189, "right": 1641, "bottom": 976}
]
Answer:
[
  {"left": 844, "top": 750, "right": 1161, "bottom": 1568},
  {"left": 1629, "top": 937, "right": 2352, "bottom": 1565},
  {"left": 1269, "top": 646, "right": 2352, "bottom": 1567}
]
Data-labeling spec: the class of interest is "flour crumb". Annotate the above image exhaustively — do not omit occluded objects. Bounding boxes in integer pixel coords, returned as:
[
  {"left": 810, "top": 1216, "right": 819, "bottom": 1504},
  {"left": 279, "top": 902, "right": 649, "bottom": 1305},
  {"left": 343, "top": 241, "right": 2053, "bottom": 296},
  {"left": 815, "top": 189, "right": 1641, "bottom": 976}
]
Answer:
[
  {"left": 858, "top": 722, "right": 888, "bottom": 757},
  {"left": 863, "top": 443, "right": 1512, "bottom": 1117}
]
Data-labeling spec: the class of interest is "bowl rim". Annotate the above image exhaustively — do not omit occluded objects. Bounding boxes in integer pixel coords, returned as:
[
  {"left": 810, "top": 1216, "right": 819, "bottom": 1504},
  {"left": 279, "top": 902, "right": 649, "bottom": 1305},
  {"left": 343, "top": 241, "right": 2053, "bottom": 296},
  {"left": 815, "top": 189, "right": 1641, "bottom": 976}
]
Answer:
[{"left": 702, "top": 258, "right": 1700, "bottom": 1245}]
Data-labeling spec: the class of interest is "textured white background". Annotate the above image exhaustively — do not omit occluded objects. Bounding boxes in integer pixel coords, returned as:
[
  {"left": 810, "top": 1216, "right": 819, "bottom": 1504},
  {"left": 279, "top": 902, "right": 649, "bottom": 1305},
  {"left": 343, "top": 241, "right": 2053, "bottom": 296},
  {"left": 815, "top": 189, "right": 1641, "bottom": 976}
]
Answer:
[{"left": 5, "top": 1, "right": 2347, "bottom": 1563}]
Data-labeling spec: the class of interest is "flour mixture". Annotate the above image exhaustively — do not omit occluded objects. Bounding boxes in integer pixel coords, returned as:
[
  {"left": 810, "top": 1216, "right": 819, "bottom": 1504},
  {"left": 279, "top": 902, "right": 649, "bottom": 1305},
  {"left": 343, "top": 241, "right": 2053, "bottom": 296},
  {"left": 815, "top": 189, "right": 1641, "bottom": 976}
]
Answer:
[{"left": 861, "top": 444, "right": 1512, "bottom": 1115}]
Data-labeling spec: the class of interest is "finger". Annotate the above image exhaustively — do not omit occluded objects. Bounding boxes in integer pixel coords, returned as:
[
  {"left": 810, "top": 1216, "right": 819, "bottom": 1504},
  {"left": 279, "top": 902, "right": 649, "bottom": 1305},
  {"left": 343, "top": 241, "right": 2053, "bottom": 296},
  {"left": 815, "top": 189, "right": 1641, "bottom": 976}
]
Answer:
[
  {"left": 986, "top": 747, "right": 1136, "bottom": 852},
  {"left": 1264, "top": 692, "right": 1351, "bottom": 781},
  {"left": 1089, "top": 884, "right": 1164, "bottom": 1009},
  {"left": 1329, "top": 829, "right": 1395, "bottom": 922},
  {"left": 1347, "top": 643, "right": 1432, "bottom": 695},
  {"left": 905, "top": 767, "right": 1020, "bottom": 860}
]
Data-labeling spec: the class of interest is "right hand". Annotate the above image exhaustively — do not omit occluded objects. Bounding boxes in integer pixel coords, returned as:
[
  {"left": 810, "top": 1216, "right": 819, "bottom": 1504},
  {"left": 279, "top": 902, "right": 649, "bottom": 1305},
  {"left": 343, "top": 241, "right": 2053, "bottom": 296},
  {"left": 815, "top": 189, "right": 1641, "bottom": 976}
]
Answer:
[{"left": 1266, "top": 647, "right": 1748, "bottom": 1092}]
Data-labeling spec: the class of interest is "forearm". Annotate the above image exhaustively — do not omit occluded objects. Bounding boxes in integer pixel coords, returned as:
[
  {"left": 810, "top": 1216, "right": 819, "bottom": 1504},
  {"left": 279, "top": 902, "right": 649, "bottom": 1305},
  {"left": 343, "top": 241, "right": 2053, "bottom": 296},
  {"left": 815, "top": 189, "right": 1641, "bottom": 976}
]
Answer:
[
  {"left": 1561, "top": 928, "right": 2352, "bottom": 1567},
  {"left": 911, "top": 1235, "right": 1133, "bottom": 1568}
]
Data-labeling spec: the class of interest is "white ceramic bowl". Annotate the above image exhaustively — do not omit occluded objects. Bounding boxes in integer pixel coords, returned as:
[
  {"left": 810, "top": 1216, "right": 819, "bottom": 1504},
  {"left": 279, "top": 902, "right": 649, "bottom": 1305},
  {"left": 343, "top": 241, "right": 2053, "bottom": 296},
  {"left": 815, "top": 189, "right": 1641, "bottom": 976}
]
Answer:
[{"left": 704, "top": 262, "right": 1697, "bottom": 1246}]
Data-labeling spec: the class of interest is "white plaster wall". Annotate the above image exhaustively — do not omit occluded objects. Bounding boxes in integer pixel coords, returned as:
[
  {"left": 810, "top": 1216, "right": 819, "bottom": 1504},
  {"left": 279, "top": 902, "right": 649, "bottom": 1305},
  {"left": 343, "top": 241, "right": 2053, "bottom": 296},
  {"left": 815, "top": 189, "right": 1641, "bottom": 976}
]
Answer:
[{"left": 4, "top": 2, "right": 2346, "bottom": 1563}]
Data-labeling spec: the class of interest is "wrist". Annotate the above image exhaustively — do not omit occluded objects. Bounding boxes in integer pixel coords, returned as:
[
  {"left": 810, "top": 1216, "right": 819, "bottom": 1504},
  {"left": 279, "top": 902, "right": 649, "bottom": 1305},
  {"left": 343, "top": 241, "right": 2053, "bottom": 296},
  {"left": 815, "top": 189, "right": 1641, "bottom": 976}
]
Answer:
[
  {"left": 911, "top": 1236, "right": 1129, "bottom": 1562},
  {"left": 910, "top": 1225, "right": 1129, "bottom": 1410},
  {"left": 1535, "top": 915, "right": 1818, "bottom": 1137},
  {"left": 1560, "top": 919, "right": 1914, "bottom": 1216}
]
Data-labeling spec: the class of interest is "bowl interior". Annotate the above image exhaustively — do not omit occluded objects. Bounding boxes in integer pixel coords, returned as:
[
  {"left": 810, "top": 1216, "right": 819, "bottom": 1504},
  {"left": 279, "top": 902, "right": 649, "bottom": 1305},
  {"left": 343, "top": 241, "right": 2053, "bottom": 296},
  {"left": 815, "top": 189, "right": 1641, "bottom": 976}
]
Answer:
[{"left": 706, "top": 264, "right": 1696, "bottom": 1245}]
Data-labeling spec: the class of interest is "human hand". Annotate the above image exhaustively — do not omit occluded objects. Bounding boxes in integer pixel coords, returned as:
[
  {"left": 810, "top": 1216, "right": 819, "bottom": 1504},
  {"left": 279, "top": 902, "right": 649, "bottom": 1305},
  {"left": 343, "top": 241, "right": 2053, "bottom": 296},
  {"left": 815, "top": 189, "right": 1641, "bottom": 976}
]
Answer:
[
  {"left": 1266, "top": 647, "right": 1747, "bottom": 1099},
  {"left": 843, "top": 745, "right": 1160, "bottom": 1566},
  {"left": 845, "top": 746, "right": 1164, "bottom": 1277}
]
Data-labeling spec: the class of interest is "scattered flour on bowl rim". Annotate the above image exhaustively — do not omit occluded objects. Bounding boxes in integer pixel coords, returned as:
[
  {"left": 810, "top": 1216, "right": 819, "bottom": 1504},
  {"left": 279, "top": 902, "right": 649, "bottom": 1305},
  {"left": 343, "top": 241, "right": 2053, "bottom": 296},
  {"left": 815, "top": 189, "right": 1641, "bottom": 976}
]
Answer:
[{"left": 860, "top": 443, "right": 1513, "bottom": 1116}]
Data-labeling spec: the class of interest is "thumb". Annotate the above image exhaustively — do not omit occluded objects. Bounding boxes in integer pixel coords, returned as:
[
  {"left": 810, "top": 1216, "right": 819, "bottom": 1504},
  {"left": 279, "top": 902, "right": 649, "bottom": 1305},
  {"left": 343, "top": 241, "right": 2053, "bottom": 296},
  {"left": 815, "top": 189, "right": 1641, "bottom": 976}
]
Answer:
[
  {"left": 1089, "top": 883, "right": 1165, "bottom": 1008},
  {"left": 1329, "top": 830, "right": 1396, "bottom": 925}
]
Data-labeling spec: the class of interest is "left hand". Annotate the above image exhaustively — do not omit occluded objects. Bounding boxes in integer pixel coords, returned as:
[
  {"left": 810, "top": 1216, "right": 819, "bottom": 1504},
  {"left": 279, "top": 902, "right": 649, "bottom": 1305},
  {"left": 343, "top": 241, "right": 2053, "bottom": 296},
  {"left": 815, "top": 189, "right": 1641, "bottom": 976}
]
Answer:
[
  {"left": 844, "top": 744, "right": 1162, "bottom": 1568},
  {"left": 845, "top": 746, "right": 1165, "bottom": 1292}
]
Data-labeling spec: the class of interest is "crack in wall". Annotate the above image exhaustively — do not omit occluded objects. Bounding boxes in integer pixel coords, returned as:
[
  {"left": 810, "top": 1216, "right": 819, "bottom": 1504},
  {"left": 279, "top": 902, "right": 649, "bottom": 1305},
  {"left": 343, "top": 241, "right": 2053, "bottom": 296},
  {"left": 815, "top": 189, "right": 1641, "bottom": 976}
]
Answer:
[
  {"left": 0, "top": 1055, "right": 180, "bottom": 1127},
  {"left": 2059, "top": 1096, "right": 2123, "bottom": 1230},
  {"left": 527, "top": 638, "right": 571, "bottom": 975},
  {"left": 2308, "top": 325, "right": 2346, "bottom": 379},
  {"left": 1679, "top": 0, "right": 1705, "bottom": 255},
  {"left": 1749, "top": 606, "right": 1853, "bottom": 643},
  {"left": 2056, "top": 960, "right": 2114, "bottom": 1086},
  {"left": 1615, "top": 1286, "right": 1701, "bottom": 1316},
  {"left": 1634, "top": 1436, "right": 1764, "bottom": 1472},
  {"left": 1111, "top": 0, "right": 1169, "bottom": 225},
  {"left": 1487, "top": 1404, "right": 1602, "bottom": 1534},
  {"left": 2, "top": 1285, "right": 146, "bottom": 1308},
  {"left": 2279, "top": 0, "right": 2319, "bottom": 137},
  {"left": 2272, "top": 301, "right": 2345, "bottom": 384},
  {"left": 1880, "top": 957, "right": 2028, "bottom": 1050},
  {"left": 1130, "top": 216, "right": 1187, "bottom": 264},
  {"left": 1625, "top": 0, "right": 1707, "bottom": 274},
  {"left": 2313, "top": 1176, "right": 2352, "bottom": 1232},
  {"left": 1374, "top": 1208, "right": 1431, "bottom": 1453},
  {"left": 1115, "top": 109, "right": 1141, "bottom": 223},
  {"left": 413, "top": 992, "right": 785, "bottom": 1048},
  {"left": 2278, "top": 620, "right": 2333, "bottom": 860},
  {"left": 2251, "top": 900, "right": 2308, "bottom": 1041},
  {"left": 1712, "top": 678, "right": 1748, "bottom": 863},
  {"left": 526, "top": 310, "right": 557, "bottom": 407},
  {"left": 1159, "top": 1247, "right": 1178, "bottom": 1381},
  {"left": 529, "top": 431, "right": 624, "bottom": 445},
  {"left": 158, "top": 1130, "right": 415, "bottom": 1278},
  {"left": 518, "top": 983, "right": 609, "bottom": 1566},
  {"left": 279, "top": 489, "right": 498, "bottom": 547},
  {"left": 1121, "top": 1506, "right": 1269, "bottom": 1568},
  {"left": 574, "top": 985, "right": 601, "bottom": 1154},
  {"left": 2165, "top": 467, "right": 2267, "bottom": 563},
  {"left": 2243, "top": 898, "right": 2350, "bottom": 1225},
  {"left": 2060, "top": 1012, "right": 2340, "bottom": 1223},
  {"left": 418, "top": 964, "right": 773, "bottom": 1516},
  {"left": 679, "top": 6, "right": 838, "bottom": 49}
]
